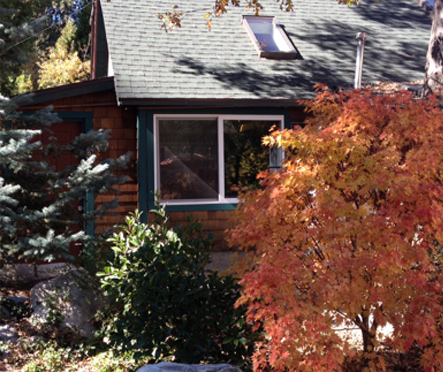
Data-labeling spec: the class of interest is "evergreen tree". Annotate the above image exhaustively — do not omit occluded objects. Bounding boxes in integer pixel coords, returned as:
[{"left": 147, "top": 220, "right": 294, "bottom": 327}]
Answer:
[
  {"left": 0, "top": 1, "right": 48, "bottom": 94},
  {"left": 0, "top": 3, "right": 129, "bottom": 269},
  {"left": 1, "top": 0, "right": 92, "bottom": 95}
]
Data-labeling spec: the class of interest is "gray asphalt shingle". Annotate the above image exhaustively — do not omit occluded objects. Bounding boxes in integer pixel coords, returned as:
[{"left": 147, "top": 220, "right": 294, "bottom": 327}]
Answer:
[{"left": 100, "top": 0, "right": 431, "bottom": 102}]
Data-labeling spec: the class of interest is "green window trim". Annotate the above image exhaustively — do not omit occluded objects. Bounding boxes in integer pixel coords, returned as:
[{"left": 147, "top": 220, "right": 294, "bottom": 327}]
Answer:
[{"left": 138, "top": 108, "right": 291, "bottom": 215}]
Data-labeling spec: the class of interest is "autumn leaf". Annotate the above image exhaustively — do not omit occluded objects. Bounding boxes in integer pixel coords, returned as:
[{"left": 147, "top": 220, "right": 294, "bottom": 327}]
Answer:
[{"left": 228, "top": 88, "right": 443, "bottom": 372}]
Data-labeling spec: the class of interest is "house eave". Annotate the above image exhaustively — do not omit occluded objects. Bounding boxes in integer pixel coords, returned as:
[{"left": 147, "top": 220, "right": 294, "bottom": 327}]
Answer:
[
  {"left": 118, "top": 97, "right": 307, "bottom": 108},
  {"left": 16, "top": 77, "right": 115, "bottom": 106}
]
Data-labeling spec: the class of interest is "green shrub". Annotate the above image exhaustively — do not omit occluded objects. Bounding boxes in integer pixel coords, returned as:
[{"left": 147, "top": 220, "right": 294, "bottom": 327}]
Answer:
[
  {"left": 21, "top": 342, "right": 82, "bottom": 372},
  {"left": 98, "top": 206, "right": 256, "bottom": 368},
  {"left": 88, "top": 350, "right": 140, "bottom": 372}
]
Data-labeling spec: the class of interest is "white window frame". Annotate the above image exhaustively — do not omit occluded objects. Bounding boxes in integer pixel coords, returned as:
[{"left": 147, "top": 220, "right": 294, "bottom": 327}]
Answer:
[
  {"left": 154, "top": 114, "right": 284, "bottom": 205},
  {"left": 242, "top": 15, "right": 301, "bottom": 60}
]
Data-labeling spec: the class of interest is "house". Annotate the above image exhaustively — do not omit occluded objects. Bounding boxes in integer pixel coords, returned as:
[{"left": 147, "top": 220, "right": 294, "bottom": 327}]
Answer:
[{"left": 20, "top": 0, "right": 431, "bottom": 251}]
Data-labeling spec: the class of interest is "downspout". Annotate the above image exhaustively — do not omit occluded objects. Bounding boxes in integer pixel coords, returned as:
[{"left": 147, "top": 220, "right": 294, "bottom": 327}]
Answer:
[{"left": 354, "top": 32, "right": 368, "bottom": 89}]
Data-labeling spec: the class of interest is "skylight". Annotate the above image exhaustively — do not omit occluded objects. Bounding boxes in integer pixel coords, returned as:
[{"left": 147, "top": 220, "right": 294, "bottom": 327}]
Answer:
[{"left": 243, "top": 16, "right": 301, "bottom": 60}]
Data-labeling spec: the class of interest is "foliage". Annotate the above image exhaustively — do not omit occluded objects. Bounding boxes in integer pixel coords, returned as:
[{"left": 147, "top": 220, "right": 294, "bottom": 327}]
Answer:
[
  {"left": 9, "top": 338, "right": 141, "bottom": 372},
  {"left": 88, "top": 350, "right": 141, "bottom": 372},
  {"left": 98, "top": 207, "right": 257, "bottom": 369},
  {"left": 16, "top": 337, "right": 94, "bottom": 372},
  {"left": 159, "top": 0, "right": 294, "bottom": 31},
  {"left": 0, "top": 0, "right": 123, "bottom": 273},
  {"left": 0, "top": 91, "right": 129, "bottom": 266},
  {"left": 22, "top": 343, "right": 72, "bottom": 372},
  {"left": 73, "top": 0, "right": 93, "bottom": 60},
  {"left": 0, "top": 0, "right": 92, "bottom": 95},
  {"left": 38, "top": 20, "right": 90, "bottom": 89},
  {"left": 159, "top": 0, "right": 360, "bottom": 31},
  {"left": 228, "top": 87, "right": 443, "bottom": 372},
  {"left": 0, "top": 0, "right": 47, "bottom": 93},
  {"left": 224, "top": 120, "right": 273, "bottom": 196},
  {"left": 19, "top": 342, "right": 139, "bottom": 372},
  {"left": 8, "top": 73, "right": 34, "bottom": 95},
  {"left": 1, "top": 301, "right": 145, "bottom": 372}
]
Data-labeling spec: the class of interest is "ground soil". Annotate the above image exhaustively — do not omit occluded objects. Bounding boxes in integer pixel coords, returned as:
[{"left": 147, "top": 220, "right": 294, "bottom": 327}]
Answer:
[{"left": 0, "top": 286, "right": 431, "bottom": 372}]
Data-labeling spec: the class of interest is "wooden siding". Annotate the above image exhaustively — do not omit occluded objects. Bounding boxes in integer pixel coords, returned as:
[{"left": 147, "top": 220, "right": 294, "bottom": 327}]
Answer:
[
  {"left": 21, "top": 94, "right": 305, "bottom": 251},
  {"left": 157, "top": 210, "right": 234, "bottom": 252},
  {"left": 20, "top": 89, "right": 138, "bottom": 234}
]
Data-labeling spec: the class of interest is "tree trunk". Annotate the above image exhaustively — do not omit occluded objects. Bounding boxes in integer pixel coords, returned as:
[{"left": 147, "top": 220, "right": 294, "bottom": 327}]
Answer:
[
  {"left": 356, "top": 313, "right": 377, "bottom": 353},
  {"left": 425, "top": 0, "right": 443, "bottom": 95},
  {"left": 362, "top": 328, "right": 376, "bottom": 353}
]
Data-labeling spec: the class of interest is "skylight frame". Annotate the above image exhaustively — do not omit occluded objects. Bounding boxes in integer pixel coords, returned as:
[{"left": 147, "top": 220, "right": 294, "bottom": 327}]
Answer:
[{"left": 242, "top": 15, "right": 302, "bottom": 60}]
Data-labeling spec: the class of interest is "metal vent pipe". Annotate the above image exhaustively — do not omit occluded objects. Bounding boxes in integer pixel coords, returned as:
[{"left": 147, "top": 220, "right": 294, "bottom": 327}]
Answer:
[{"left": 354, "top": 32, "right": 368, "bottom": 89}]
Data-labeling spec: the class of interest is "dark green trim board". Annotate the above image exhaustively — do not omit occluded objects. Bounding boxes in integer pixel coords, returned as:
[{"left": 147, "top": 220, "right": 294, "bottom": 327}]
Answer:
[
  {"left": 120, "top": 99, "right": 303, "bottom": 107},
  {"left": 137, "top": 111, "right": 149, "bottom": 224},
  {"left": 284, "top": 112, "right": 291, "bottom": 130},
  {"left": 144, "top": 107, "right": 292, "bottom": 116},
  {"left": 138, "top": 107, "right": 292, "bottom": 212},
  {"left": 165, "top": 204, "right": 237, "bottom": 212},
  {"left": 57, "top": 111, "right": 93, "bottom": 129},
  {"left": 146, "top": 111, "right": 156, "bottom": 213}
]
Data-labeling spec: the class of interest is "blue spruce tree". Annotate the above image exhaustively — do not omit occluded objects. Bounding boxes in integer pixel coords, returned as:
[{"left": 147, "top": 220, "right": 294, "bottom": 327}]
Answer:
[{"left": 0, "top": 3, "right": 129, "bottom": 269}]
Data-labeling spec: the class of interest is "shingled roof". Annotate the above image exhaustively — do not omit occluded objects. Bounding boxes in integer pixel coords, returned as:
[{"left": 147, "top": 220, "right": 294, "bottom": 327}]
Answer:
[{"left": 100, "top": 0, "right": 431, "bottom": 104}]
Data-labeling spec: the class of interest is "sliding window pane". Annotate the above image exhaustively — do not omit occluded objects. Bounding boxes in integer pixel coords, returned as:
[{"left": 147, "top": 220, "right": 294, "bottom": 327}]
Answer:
[
  {"left": 159, "top": 119, "right": 218, "bottom": 200},
  {"left": 224, "top": 120, "right": 277, "bottom": 198}
]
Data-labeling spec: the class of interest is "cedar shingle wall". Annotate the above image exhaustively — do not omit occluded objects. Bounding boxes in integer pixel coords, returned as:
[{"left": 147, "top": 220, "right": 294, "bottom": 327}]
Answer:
[
  {"left": 92, "top": 104, "right": 137, "bottom": 233},
  {"left": 21, "top": 90, "right": 138, "bottom": 234},
  {"left": 21, "top": 95, "right": 305, "bottom": 250},
  {"left": 149, "top": 210, "right": 234, "bottom": 251}
]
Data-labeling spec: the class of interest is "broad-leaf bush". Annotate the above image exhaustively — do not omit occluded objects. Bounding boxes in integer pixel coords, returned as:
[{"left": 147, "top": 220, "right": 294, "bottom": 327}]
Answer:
[{"left": 98, "top": 206, "right": 256, "bottom": 368}]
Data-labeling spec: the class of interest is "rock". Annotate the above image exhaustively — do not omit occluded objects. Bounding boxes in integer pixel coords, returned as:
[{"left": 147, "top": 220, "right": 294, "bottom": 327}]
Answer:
[
  {"left": 0, "top": 263, "right": 76, "bottom": 287},
  {"left": 0, "top": 324, "right": 19, "bottom": 343},
  {"left": 6, "top": 296, "right": 28, "bottom": 305},
  {"left": 0, "top": 305, "right": 11, "bottom": 320},
  {"left": 136, "top": 363, "right": 243, "bottom": 372},
  {"left": 30, "top": 269, "right": 103, "bottom": 338}
]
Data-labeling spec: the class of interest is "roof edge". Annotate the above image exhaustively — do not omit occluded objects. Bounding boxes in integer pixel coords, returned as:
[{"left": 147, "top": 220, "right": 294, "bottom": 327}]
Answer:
[
  {"left": 16, "top": 77, "right": 115, "bottom": 106},
  {"left": 118, "top": 97, "right": 308, "bottom": 108}
]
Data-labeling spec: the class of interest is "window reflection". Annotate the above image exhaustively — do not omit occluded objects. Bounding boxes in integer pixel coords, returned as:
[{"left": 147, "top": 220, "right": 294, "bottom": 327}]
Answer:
[
  {"left": 224, "top": 120, "right": 276, "bottom": 197},
  {"left": 159, "top": 119, "right": 218, "bottom": 200}
]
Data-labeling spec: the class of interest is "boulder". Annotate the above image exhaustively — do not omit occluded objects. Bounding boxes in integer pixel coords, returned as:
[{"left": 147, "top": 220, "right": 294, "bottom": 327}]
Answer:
[
  {"left": 0, "top": 263, "right": 75, "bottom": 287},
  {"left": 6, "top": 295, "right": 28, "bottom": 305},
  {"left": 0, "top": 304, "right": 11, "bottom": 320},
  {"left": 0, "top": 324, "right": 18, "bottom": 343},
  {"left": 136, "top": 363, "right": 242, "bottom": 372},
  {"left": 30, "top": 269, "right": 103, "bottom": 338}
]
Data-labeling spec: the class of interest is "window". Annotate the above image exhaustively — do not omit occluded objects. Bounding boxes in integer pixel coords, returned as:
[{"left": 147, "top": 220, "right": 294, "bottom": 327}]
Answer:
[
  {"left": 155, "top": 115, "right": 284, "bottom": 205},
  {"left": 243, "top": 16, "right": 301, "bottom": 60}
]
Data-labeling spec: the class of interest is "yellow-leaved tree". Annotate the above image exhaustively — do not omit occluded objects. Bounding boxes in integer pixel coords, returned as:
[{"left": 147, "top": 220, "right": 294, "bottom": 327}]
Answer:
[{"left": 38, "top": 20, "right": 90, "bottom": 89}]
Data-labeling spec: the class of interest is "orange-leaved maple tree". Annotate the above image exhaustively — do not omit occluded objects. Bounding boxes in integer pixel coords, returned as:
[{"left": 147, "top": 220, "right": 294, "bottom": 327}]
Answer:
[{"left": 228, "top": 87, "right": 443, "bottom": 372}]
